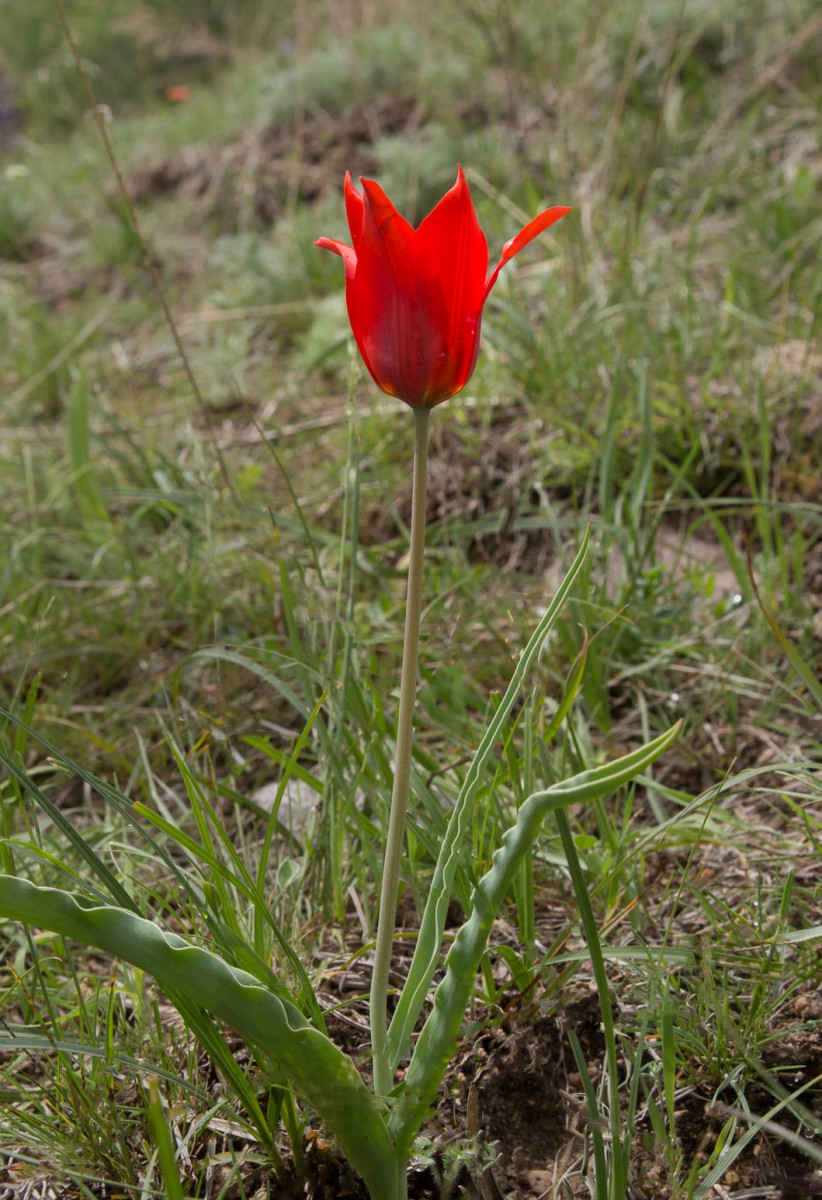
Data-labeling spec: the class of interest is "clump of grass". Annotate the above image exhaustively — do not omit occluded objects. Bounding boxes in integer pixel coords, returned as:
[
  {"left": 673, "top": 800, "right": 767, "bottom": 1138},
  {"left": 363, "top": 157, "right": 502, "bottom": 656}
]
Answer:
[{"left": 1, "top": 0, "right": 821, "bottom": 1195}]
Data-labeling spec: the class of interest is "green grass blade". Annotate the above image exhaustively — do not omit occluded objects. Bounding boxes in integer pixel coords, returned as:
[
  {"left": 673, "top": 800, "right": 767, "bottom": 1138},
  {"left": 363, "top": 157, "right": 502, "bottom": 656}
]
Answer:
[
  {"left": 513, "top": 702, "right": 535, "bottom": 947},
  {"left": 661, "top": 1001, "right": 677, "bottom": 1139},
  {"left": 555, "top": 806, "right": 625, "bottom": 1199},
  {"left": 568, "top": 1029, "right": 608, "bottom": 1198},
  {"left": 0, "top": 710, "right": 201, "bottom": 895},
  {"left": 749, "top": 556, "right": 822, "bottom": 710},
  {"left": 253, "top": 691, "right": 326, "bottom": 950},
  {"left": 145, "top": 1080, "right": 185, "bottom": 1200},
  {"left": 0, "top": 743, "right": 136, "bottom": 910},
  {"left": 692, "top": 1074, "right": 822, "bottom": 1199},
  {"left": 170, "top": 745, "right": 327, "bottom": 1028},
  {"left": 542, "top": 632, "right": 588, "bottom": 745},
  {"left": 187, "top": 645, "right": 315, "bottom": 723},
  {"left": 67, "top": 367, "right": 109, "bottom": 526},
  {"left": 0, "top": 1027, "right": 212, "bottom": 1101},
  {"left": 168, "top": 991, "right": 277, "bottom": 1152}
]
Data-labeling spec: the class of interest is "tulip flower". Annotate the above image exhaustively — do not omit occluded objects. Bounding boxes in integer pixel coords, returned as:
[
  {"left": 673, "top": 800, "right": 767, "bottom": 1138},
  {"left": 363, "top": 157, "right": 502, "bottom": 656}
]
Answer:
[
  {"left": 316, "top": 166, "right": 571, "bottom": 408},
  {"left": 317, "top": 165, "right": 571, "bottom": 1106}
]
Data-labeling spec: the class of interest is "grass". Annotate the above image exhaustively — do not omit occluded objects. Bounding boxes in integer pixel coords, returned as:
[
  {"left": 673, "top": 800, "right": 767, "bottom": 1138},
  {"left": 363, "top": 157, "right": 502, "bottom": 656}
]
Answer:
[{"left": 1, "top": 0, "right": 821, "bottom": 1195}]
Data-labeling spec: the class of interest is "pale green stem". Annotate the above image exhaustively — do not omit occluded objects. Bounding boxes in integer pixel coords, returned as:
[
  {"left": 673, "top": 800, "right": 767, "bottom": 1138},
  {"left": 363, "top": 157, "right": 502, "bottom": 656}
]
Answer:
[{"left": 371, "top": 405, "right": 430, "bottom": 1102}]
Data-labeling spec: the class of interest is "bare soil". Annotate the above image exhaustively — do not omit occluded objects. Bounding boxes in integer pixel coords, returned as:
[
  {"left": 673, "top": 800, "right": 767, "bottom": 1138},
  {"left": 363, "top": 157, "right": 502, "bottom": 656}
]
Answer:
[
  {"left": 127, "top": 92, "right": 491, "bottom": 225},
  {"left": 263, "top": 981, "right": 822, "bottom": 1199}
]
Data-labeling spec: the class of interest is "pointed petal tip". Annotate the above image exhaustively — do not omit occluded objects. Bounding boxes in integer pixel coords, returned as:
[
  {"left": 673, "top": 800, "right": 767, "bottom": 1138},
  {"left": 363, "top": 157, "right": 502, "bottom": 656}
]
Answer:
[
  {"left": 314, "top": 237, "right": 356, "bottom": 269},
  {"left": 453, "top": 163, "right": 470, "bottom": 193},
  {"left": 502, "top": 204, "right": 573, "bottom": 250},
  {"left": 484, "top": 204, "right": 572, "bottom": 298}
]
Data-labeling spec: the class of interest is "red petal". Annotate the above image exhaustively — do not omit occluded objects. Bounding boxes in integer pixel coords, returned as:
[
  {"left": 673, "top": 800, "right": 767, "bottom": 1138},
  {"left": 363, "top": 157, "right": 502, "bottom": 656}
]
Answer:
[
  {"left": 344, "top": 172, "right": 364, "bottom": 249},
  {"left": 314, "top": 236, "right": 358, "bottom": 282},
  {"left": 344, "top": 177, "right": 424, "bottom": 400},
  {"left": 411, "top": 166, "right": 488, "bottom": 399},
  {"left": 315, "top": 175, "right": 362, "bottom": 279},
  {"left": 358, "top": 176, "right": 415, "bottom": 248},
  {"left": 484, "top": 205, "right": 572, "bottom": 299}
]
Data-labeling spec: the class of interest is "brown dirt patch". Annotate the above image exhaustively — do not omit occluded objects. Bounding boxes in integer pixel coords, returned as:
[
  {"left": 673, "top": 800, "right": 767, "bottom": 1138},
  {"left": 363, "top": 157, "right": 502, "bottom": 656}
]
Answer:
[
  {"left": 127, "top": 93, "right": 489, "bottom": 227},
  {"left": 263, "top": 992, "right": 822, "bottom": 1199},
  {"left": 360, "top": 404, "right": 566, "bottom": 575}
]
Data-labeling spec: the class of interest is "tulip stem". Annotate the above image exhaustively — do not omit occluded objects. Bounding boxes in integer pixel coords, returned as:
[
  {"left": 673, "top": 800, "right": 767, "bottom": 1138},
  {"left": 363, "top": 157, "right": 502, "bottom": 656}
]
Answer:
[{"left": 371, "top": 405, "right": 430, "bottom": 1104}]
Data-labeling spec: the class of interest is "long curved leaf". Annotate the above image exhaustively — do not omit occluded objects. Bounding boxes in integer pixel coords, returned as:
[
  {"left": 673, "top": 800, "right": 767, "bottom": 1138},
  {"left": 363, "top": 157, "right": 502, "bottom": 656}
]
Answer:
[
  {"left": 389, "top": 720, "right": 682, "bottom": 1154},
  {"left": 0, "top": 878, "right": 399, "bottom": 1198},
  {"left": 386, "top": 527, "right": 591, "bottom": 1071}
]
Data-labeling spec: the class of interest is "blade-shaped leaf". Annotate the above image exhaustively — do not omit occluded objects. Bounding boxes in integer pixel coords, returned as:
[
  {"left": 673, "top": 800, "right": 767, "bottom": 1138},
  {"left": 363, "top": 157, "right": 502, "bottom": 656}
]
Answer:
[
  {"left": 389, "top": 720, "right": 682, "bottom": 1154},
  {"left": 0, "top": 878, "right": 399, "bottom": 1198},
  {"left": 387, "top": 528, "right": 591, "bottom": 1071}
]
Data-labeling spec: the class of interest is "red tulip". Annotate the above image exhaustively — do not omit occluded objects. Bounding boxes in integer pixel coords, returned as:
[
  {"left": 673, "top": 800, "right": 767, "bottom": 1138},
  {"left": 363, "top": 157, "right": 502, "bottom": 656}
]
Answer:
[{"left": 315, "top": 166, "right": 571, "bottom": 409}]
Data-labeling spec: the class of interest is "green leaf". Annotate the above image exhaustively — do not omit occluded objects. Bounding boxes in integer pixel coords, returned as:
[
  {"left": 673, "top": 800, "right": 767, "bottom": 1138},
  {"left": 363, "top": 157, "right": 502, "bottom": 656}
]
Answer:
[
  {"left": 389, "top": 720, "right": 682, "bottom": 1155},
  {"left": 386, "top": 527, "right": 592, "bottom": 1072},
  {"left": 0, "top": 877, "right": 399, "bottom": 1199}
]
